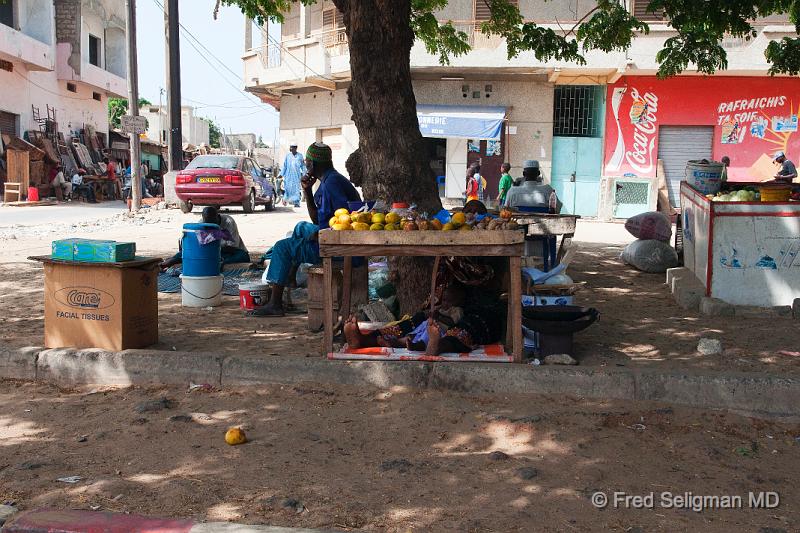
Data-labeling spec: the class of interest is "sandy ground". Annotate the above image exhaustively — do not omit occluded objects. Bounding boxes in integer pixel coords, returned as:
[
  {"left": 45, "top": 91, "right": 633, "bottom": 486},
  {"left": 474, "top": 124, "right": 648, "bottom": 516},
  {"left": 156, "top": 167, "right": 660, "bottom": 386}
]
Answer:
[
  {"left": 0, "top": 203, "right": 798, "bottom": 373},
  {"left": 0, "top": 380, "right": 798, "bottom": 531}
]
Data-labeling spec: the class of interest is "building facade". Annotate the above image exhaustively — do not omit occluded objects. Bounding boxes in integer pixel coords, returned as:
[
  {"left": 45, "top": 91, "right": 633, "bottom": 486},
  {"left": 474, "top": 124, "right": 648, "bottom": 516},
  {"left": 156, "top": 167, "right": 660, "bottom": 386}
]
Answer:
[
  {"left": 0, "top": 0, "right": 127, "bottom": 139},
  {"left": 139, "top": 105, "right": 211, "bottom": 148},
  {"left": 242, "top": 0, "right": 798, "bottom": 219}
]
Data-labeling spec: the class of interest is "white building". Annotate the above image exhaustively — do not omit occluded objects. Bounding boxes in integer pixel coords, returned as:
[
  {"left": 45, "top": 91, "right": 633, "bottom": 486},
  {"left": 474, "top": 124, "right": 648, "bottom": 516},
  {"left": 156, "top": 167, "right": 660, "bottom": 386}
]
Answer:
[
  {"left": 138, "top": 104, "right": 211, "bottom": 147},
  {"left": 0, "top": 0, "right": 127, "bottom": 138},
  {"left": 242, "top": 0, "right": 797, "bottom": 220}
]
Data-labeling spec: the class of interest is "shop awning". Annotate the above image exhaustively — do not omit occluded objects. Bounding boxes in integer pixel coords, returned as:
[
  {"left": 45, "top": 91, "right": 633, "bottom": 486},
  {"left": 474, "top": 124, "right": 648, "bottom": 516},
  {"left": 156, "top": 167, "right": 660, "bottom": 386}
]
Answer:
[{"left": 417, "top": 105, "right": 506, "bottom": 140}]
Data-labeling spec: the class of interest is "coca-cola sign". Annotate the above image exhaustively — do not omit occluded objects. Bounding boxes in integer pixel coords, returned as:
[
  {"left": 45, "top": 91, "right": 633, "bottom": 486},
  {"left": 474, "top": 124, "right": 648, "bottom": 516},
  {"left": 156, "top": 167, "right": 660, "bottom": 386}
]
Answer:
[
  {"left": 607, "top": 87, "right": 659, "bottom": 176},
  {"left": 55, "top": 286, "right": 115, "bottom": 310}
]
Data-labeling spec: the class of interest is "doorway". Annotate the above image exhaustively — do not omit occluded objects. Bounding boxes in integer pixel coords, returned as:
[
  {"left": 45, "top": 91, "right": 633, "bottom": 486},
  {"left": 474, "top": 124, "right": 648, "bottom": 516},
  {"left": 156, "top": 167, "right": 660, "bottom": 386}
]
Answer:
[
  {"left": 466, "top": 136, "right": 505, "bottom": 200},
  {"left": 551, "top": 85, "right": 604, "bottom": 217},
  {"left": 658, "top": 126, "right": 714, "bottom": 207}
]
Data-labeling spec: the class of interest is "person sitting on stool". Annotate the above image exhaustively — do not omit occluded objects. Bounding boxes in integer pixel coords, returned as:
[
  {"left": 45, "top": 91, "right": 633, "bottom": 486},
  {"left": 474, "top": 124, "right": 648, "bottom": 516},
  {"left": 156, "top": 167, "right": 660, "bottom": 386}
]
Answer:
[{"left": 160, "top": 206, "right": 250, "bottom": 271}]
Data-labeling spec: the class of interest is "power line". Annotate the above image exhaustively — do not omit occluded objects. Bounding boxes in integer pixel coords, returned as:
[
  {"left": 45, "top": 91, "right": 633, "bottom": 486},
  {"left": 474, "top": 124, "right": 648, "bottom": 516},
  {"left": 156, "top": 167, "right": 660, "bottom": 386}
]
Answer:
[
  {"left": 15, "top": 71, "right": 95, "bottom": 101},
  {"left": 150, "top": 0, "right": 277, "bottom": 118}
]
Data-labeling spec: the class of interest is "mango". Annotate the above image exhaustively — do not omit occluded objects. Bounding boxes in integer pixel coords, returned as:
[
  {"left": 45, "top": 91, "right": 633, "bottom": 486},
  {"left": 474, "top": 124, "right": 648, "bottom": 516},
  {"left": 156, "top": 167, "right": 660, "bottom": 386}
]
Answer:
[
  {"left": 329, "top": 216, "right": 338, "bottom": 228},
  {"left": 385, "top": 212, "right": 401, "bottom": 225},
  {"left": 352, "top": 222, "right": 370, "bottom": 231},
  {"left": 356, "top": 212, "right": 372, "bottom": 224},
  {"left": 334, "top": 208, "right": 350, "bottom": 217},
  {"left": 369, "top": 223, "right": 384, "bottom": 231},
  {"left": 430, "top": 219, "right": 443, "bottom": 231},
  {"left": 371, "top": 212, "right": 386, "bottom": 225},
  {"left": 385, "top": 224, "right": 398, "bottom": 231},
  {"left": 332, "top": 222, "right": 351, "bottom": 231},
  {"left": 451, "top": 212, "right": 466, "bottom": 227},
  {"left": 337, "top": 214, "right": 352, "bottom": 225},
  {"left": 442, "top": 223, "right": 455, "bottom": 231},
  {"left": 459, "top": 224, "right": 472, "bottom": 231}
]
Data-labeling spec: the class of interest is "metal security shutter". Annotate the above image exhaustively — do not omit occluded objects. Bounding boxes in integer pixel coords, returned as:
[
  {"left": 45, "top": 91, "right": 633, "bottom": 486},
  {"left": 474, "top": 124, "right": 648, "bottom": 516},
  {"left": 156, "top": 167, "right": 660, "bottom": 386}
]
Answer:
[
  {"left": 632, "top": 0, "right": 665, "bottom": 21},
  {"left": 475, "top": 0, "right": 518, "bottom": 21},
  {"left": 0, "top": 111, "right": 17, "bottom": 136},
  {"left": 658, "top": 126, "right": 714, "bottom": 207}
]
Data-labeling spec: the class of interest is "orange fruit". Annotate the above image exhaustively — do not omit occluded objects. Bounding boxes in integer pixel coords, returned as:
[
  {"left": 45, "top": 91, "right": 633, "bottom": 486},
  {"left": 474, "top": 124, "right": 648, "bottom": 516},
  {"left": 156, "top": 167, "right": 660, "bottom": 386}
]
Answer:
[{"left": 225, "top": 427, "right": 247, "bottom": 445}]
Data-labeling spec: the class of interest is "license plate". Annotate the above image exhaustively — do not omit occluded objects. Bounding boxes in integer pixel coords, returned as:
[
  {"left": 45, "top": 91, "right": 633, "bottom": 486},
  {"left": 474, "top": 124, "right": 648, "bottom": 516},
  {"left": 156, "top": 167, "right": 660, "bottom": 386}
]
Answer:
[{"left": 198, "top": 177, "right": 220, "bottom": 183}]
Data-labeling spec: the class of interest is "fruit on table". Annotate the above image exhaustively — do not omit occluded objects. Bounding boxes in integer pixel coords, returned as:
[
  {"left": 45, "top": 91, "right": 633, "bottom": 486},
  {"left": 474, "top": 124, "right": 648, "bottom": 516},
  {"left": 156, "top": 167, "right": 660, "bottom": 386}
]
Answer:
[
  {"left": 350, "top": 213, "right": 360, "bottom": 223},
  {"left": 417, "top": 220, "right": 430, "bottom": 231},
  {"left": 337, "top": 213, "right": 352, "bottom": 225},
  {"left": 329, "top": 216, "right": 338, "bottom": 227},
  {"left": 500, "top": 208, "right": 513, "bottom": 220},
  {"left": 385, "top": 223, "right": 399, "bottom": 231},
  {"left": 459, "top": 224, "right": 472, "bottom": 231},
  {"left": 385, "top": 212, "right": 401, "bottom": 225},
  {"left": 225, "top": 427, "right": 247, "bottom": 446},
  {"left": 332, "top": 222, "right": 351, "bottom": 231},
  {"left": 430, "top": 219, "right": 443, "bottom": 231},
  {"left": 442, "top": 223, "right": 455, "bottom": 231},
  {"left": 403, "top": 221, "right": 419, "bottom": 231},
  {"left": 334, "top": 208, "right": 349, "bottom": 217},
  {"left": 352, "top": 222, "right": 370, "bottom": 231},
  {"left": 371, "top": 212, "right": 386, "bottom": 225},
  {"left": 356, "top": 212, "right": 372, "bottom": 224},
  {"left": 451, "top": 212, "right": 466, "bottom": 227},
  {"left": 369, "top": 223, "right": 384, "bottom": 231}
]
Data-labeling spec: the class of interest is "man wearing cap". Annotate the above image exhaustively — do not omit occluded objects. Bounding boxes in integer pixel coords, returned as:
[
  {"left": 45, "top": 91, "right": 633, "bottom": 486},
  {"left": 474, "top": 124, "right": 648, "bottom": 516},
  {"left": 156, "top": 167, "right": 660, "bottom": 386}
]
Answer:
[
  {"left": 280, "top": 142, "right": 306, "bottom": 207},
  {"left": 253, "top": 142, "right": 361, "bottom": 316},
  {"left": 773, "top": 151, "right": 797, "bottom": 184},
  {"left": 504, "top": 160, "right": 557, "bottom": 212}
]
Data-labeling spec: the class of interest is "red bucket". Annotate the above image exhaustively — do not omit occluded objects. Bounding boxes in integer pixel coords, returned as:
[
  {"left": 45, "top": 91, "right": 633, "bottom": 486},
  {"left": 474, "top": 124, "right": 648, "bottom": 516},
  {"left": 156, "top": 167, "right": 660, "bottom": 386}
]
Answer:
[
  {"left": 239, "top": 282, "right": 270, "bottom": 310},
  {"left": 27, "top": 187, "right": 39, "bottom": 202}
]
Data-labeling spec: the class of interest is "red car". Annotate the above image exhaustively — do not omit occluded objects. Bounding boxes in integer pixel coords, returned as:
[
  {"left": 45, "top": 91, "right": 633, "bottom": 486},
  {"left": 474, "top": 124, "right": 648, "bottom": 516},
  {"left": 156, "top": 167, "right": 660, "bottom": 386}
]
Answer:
[{"left": 175, "top": 155, "right": 276, "bottom": 213}]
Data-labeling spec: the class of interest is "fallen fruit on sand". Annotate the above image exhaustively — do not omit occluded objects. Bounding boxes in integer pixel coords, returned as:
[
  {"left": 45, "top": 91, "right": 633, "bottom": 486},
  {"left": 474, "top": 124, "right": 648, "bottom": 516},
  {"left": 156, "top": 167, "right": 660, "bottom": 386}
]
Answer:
[{"left": 225, "top": 427, "right": 247, "bottom": 445}]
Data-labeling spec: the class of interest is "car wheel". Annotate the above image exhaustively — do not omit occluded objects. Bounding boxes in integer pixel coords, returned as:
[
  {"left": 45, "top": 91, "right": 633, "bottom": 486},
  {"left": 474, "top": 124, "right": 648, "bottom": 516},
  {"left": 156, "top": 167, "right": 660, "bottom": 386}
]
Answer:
[
  {"left": 264, "top": 198, "right": 275, "bottom": 212},
  {"left": 179, "top": 200, "right": 193, "bottom": 214},
  {"left": 242, "top": 190, "right": 255, "bottom": 213}
]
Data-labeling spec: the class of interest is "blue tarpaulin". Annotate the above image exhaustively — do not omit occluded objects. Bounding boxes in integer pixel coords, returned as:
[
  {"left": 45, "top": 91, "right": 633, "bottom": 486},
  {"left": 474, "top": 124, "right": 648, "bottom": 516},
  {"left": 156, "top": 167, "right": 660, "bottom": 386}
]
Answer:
[{"left": 417, "top": 105, "right": 506, "bottom": 140}]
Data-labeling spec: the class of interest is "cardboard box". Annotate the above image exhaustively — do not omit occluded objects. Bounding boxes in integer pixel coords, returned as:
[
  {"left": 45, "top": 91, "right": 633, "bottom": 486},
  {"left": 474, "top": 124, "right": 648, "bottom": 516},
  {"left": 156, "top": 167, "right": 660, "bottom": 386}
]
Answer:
[
  {"left": 41, "top": 257, "right": 159, "bottom": 351},
  {"left": 73, "top": 240, "right": 136, "bottom": 263}
]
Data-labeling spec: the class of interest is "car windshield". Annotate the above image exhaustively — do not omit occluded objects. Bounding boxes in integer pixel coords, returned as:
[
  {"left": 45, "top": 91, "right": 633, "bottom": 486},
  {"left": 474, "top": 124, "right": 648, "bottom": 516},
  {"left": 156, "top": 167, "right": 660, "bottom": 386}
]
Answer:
[{"left": 186, "top": 156, "right": 239, "bottom": 170}]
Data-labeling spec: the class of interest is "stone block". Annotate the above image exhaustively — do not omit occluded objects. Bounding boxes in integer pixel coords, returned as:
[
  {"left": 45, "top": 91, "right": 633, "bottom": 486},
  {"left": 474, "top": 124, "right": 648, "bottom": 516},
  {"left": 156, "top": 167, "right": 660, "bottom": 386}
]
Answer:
[
  {"left": 699, "top": 297, "right": 734, "bottom": 317},
  {"left": 794, "top": 298, "right": 800, "bottom": 319},
  {"left": 735, "top": 305, "right": 792, "bottom": 319},
  {"left": 665, "top": 267, "right": 690, "bottom": 288},
  {"left": 673, "top": 284, "right": 703, "bottom": 311}
]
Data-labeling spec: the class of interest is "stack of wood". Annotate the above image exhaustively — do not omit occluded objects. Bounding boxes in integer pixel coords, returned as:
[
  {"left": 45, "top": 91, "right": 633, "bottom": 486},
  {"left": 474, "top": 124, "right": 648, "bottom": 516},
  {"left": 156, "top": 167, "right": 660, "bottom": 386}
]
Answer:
[{"left": 1, "top": 134, "right": 45, "bottom": 202}]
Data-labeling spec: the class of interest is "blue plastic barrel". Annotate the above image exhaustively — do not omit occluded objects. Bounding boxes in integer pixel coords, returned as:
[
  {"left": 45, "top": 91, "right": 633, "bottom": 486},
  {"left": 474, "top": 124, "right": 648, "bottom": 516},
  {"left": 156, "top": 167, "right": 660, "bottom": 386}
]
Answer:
[{"left": 182, "top": 222, "right": 221, "bottom": 276}]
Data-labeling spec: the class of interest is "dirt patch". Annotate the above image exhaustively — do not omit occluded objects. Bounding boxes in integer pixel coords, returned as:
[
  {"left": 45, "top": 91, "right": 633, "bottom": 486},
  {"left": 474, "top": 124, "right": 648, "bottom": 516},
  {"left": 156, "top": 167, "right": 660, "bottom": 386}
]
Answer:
[
  {"left": 570, "top": 243, "right": 800, "bottom": 374},
  {"left": 0, "top": 380, "right": 797, "bottom": 531}
]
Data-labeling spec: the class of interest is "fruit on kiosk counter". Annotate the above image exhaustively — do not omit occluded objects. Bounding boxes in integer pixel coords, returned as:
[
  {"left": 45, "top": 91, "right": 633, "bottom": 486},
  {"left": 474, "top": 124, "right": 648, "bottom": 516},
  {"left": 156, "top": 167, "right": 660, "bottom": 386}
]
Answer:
[{"left": 323, "top": 206, "right": 526, "bottom": 231}]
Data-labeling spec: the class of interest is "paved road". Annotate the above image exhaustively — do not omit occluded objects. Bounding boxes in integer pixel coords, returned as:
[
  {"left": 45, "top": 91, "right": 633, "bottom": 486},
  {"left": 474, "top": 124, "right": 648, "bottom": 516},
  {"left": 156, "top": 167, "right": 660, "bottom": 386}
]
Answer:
[{"left": 0, "top": 201, "right": 128, "bottom": 228}]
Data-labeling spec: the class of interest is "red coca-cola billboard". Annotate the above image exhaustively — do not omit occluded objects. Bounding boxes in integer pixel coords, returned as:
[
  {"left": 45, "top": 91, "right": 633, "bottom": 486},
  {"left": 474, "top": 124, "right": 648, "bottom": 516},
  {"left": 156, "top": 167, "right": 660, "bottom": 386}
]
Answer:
[{"left": 604, "top": 76, "right": 800, "bottom": 181}]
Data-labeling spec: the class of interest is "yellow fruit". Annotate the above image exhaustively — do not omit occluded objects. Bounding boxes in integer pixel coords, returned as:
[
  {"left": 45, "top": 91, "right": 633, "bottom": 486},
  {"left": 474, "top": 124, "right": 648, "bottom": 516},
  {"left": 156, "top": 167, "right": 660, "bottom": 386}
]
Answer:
[
  {"left": 371, "top": 213, "right": 386, "bottom": 225},
  {"left": 225, "top": 427, "right": 247, "bottom": 446},
  {"left": 385, "top": 212, "right": 401, "bottom": 225},
  {"left": 332, "top": 222, "right": 351, "bottom": 231},
  {"left": 356, "top": 212, "right": 372, "bottom": 224},
  {"left": 369, "top": 223, "right": 384, "bottom": 231},
  {"left": 430, "top": 219, "right": 443, "bottom": 231},
  {"left": 459, "top": 224, "right": 473, "bottom": 231},
  {"left": 337, "top": 214, "right": 351, "bottom": 225},
  {"left": 351, "top": 213, "right": 360, "bottom": 223},
  {"left": 352, "top": 222, "right": 370, "bottom": 231},
  {"left": 385, "top": 224, "right": 398, "bottom": 231},
  {"left": 334, "top": 208, "right": 349, "bottom": 217},
  {"left": 329, "top": 216, "right": 338, "bottom": 228},
  {"left": 451, "top": 212, "right": 466, "bottom": 227},
  {"left": 442, "top": 223, "right": 455, "bottom": 231}
]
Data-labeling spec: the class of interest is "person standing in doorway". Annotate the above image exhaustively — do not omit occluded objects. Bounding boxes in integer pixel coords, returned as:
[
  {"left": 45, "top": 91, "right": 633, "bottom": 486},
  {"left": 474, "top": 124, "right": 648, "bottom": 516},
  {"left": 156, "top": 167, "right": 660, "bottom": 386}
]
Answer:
[
  {"left": 280, "top": 143, "right": 306, "bottom": 207},
  {"left": 466, "top": 164, "right": 486, "bottom": 202},
  {"left": 497, "top": 162, "right": 513, "bottom": 206}
]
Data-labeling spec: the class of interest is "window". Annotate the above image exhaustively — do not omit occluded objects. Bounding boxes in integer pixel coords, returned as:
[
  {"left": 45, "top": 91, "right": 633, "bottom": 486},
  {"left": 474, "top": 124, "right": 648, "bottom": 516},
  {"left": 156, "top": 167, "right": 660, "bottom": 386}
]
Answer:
[
  {"left": 322, "top": 8, "right": 345, "bottom": 30},
  {"left": 67, "top": 82, "right": 77, "bottom": 93},
  {"left": 632, "top": 0, "right": 666, "bottom": 22},
  {"left": 475, "top": 0, "right": 518, "bottom": 21},
  {"left": 88, "top": 34, "right": 101, "bottom": 67},
  {"left": 553, "top": 85, "right": 602, "bottom": 138},
  {"left": 92, "top": 92, "right": 102, "bottom": 101},
  {"left": 0, "top": 111, "right": 19, "bottom": 136},
  {"left": 0, "top": 0, "right": 13, "bottom": 28}
]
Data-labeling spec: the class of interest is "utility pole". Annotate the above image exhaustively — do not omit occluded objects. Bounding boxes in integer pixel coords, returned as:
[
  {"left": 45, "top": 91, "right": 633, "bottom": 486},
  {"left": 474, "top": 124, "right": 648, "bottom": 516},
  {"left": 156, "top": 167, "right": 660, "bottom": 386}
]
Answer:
[
  {"left": 125, "top": 0, "right": 142, "bottom": 212},
  {"left": 165, "top": 0, "right": 182, "bottom": 171}
]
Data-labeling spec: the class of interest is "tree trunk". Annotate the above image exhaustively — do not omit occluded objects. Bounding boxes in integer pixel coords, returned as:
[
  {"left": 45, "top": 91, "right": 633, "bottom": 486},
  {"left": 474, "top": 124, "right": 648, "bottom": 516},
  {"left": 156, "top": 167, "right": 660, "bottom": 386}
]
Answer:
[{"left": 335, "top": 0, "right": 443, "bottom": 313}]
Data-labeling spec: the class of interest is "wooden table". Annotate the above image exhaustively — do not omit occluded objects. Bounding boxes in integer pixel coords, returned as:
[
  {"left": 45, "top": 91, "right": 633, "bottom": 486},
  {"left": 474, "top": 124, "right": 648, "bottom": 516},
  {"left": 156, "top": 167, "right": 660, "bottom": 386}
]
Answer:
[
  {"left": 83, "top": 175, "right": 121, "bottom": 202},
  {"left": 512, "top": 213, "right": 579, "bottom": 266},
  {"left": 318, "top": 230, "right": 526, "bottom": 362}
]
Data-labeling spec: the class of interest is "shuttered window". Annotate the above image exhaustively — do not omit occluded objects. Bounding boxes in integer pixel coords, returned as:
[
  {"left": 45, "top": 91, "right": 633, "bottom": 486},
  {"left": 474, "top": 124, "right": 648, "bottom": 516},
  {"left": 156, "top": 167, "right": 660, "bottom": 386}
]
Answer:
[
  {"left": 322, "top": 8, "right": 344, "bottom": 30},
  {"left": 474, "top": 0, "right": 518, "bottom": 21},
  {"left": 632, "top": 0, "right": 666, "bottom": 22},
  {"left": 0, "top": 111, "right": 18, "bottom": 136}
]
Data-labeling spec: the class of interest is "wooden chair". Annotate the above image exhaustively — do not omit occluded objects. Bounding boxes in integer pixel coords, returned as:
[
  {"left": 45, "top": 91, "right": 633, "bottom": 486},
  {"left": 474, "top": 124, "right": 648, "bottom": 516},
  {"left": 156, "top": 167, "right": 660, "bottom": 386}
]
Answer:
[{"left": 3, "top": 182, "right": 22, "bottom": 203}]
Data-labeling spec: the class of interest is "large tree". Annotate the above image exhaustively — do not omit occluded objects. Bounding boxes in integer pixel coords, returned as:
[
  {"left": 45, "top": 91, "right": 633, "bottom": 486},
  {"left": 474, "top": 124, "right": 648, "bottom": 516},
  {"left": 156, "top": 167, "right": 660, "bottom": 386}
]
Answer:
[{"left": 220, "top": 0, "right": 799, "bottom": 309}]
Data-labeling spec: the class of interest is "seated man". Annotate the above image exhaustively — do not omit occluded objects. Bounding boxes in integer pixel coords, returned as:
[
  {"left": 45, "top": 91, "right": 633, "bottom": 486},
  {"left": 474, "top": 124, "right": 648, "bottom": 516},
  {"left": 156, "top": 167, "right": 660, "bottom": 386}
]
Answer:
[
  {"left": 253, "top": 142, "right": 361, "bottom": 316},
  {"left": 160, "top": 206, "right": 250, "bottom": 270},
  {"left": 48, "top": 164, "right": 72, "bottom": 201},
  {"left": 504, "top": 160, "right": 557, "bottom": 212},
  {"left": 71, "top": 169, "right": 97, "bottom": 203}
]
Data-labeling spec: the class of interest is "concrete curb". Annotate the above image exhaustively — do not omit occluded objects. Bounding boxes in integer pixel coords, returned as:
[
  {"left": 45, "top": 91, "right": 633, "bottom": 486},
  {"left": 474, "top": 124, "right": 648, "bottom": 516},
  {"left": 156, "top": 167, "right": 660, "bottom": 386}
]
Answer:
[
  {"left": 2, "top": 344, "right": 800, "bottom": 419},
  {"left": 2, "top": 509, "right": 334, "bottom": 533}
]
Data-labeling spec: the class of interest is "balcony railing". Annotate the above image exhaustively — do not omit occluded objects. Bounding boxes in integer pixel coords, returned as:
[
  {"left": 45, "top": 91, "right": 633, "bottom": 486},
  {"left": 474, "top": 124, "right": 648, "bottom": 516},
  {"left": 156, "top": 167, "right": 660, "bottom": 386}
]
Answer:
[
  {"left": 257, "top": 43, "right": 283, "bottom": 69},
  {"left": 321, "top": 27, "right": 348, "bottom": 57}
]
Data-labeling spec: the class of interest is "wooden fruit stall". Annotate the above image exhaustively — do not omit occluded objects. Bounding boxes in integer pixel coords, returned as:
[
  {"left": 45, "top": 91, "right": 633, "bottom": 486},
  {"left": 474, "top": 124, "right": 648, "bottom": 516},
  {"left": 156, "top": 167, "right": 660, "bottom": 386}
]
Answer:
[{"left": 318, "top": 229, "right": 526, "bottom": 361}]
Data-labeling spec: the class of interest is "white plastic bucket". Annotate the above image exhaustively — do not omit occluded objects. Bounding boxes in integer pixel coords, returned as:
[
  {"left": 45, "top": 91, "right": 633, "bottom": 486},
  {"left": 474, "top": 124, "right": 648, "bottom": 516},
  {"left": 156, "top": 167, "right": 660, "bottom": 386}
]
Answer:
[
  {"left": 180, "top": 275, "right": 223, "bottom": 307},
  {"left": 239, "top": 282, "right": 270, "bottom": 310},
  {"left": 685, "top": 160, "right": 724, "bottom": 195}
]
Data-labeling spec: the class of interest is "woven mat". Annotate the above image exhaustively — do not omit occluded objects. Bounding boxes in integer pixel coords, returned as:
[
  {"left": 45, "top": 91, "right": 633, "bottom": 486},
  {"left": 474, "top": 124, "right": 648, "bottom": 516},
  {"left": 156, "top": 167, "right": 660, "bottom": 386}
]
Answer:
[{"left": 158, "top": 267, "right": 265, "bottom": 296}]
